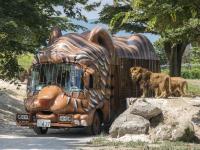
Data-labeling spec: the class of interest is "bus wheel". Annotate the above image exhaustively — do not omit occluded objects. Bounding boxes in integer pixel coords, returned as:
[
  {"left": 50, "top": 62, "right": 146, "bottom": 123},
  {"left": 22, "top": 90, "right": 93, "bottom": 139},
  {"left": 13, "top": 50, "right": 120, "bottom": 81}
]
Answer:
[
  {"left": 33, "top": 127, "right": 48, "bottom": 135},
  {"left": 89, "top": 112, "right": 101, "bottom": 135}
]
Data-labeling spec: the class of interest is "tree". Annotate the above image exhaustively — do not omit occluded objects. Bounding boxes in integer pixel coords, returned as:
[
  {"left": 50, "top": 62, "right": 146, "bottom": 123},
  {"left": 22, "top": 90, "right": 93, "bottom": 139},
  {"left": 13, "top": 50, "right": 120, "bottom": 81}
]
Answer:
[
  {"left": 190, "top": 46, "right": 200, "bottom": 64},
  {"left": 154, "top": 42, "right": 168, "bottom": 66},
  {"left": 0, "top": 0, "right": 100, "bottom": 79},
  {"left": 99, "top": 0, "right": 200, "bottom": 76}
]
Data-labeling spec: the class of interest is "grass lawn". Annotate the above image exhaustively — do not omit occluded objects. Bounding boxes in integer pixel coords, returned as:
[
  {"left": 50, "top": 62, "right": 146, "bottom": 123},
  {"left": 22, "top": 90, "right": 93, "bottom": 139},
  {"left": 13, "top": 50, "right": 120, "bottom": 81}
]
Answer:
[
  {"left": 161, "top": 68, "right": 200, "bottom": 96},
  {"left": 187, "top": 79, "right": 200, "bottom": 96}
]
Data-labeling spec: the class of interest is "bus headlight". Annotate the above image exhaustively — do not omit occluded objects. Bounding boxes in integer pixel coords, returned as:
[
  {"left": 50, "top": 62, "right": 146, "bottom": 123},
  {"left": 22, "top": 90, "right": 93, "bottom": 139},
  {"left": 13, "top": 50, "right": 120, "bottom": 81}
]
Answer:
[
  {"left": 73, "top": 119, "right": 80, "bottom": 125},
  {"left": 80, "top": 120, "right": 87, "bottom": 126}
]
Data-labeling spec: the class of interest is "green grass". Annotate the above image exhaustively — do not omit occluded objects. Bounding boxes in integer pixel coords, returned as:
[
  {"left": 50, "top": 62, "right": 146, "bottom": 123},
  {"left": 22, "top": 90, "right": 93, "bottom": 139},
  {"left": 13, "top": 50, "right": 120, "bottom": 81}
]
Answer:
[
  {"left": 161, "top": 67, "right": 200, "bottom": 96},
  {"left": 161, "top": 68, "right": 169, "bottom": 75},
  {"left": 88, "top": 137, "right": 200, "bottom": 150},
  {"left": 89, "top": 136, "right": 146, "bottom": 148},
  {"left": 17, "top": 53, "right": 34, "bottom": 70},
  {"left": 187, "top": 80, "right": 200, "bottom": 96}
]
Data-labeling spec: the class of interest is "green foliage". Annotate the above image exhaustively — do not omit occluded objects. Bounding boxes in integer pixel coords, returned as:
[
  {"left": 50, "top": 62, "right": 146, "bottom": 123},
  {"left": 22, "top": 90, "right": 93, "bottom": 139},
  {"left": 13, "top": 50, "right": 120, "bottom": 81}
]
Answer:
[
  {"left": 17, "top": 53, "right": 34, "bottom": 70},
  {"left": 0, "top": 54, "right": 23, "bottom": 79},
  {"left": 0, "top": 0, "right": 99, "bottom": 79},
  {"left": 154, "top": 42, "right": 168, "bottom": 65},
  {"left": 105, "top": 0, "right": 200, "bottom": 43},
  {"left": 162, "top": 65, "right": 200, "bottom": 79},
  {"left": 190, "top": 47, "right": 200, "bottom": 64},
  {"left": 99, "top": 0, "right": 200, "bottom": 76},
  {"left": 182, "top": 68, "right": 200, "bottom": 79},
  {"left": 98, "top": 4, "right": 145, "bottom": 33}
]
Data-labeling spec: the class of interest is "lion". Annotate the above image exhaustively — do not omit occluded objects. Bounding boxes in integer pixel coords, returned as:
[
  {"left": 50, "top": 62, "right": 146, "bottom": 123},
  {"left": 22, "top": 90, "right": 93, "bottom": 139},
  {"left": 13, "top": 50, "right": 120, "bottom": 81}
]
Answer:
[
  {"left": 170, "top": 77, "right": 188, "bottom": 97},
  {"left": 130, "top": 67, "right": 171, "bottom": 98}
]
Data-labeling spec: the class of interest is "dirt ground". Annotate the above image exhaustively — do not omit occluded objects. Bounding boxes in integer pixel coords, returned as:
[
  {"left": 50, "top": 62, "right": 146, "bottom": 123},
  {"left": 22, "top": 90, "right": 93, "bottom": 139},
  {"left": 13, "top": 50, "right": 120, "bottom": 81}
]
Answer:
[{"left": 0, "top": 80, "right": 28, "bottom": 134}]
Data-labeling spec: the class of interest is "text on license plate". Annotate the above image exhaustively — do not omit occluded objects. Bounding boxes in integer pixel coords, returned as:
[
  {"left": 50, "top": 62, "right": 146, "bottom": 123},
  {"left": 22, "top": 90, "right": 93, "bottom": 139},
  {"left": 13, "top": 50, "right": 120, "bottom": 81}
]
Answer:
[{"left": 37, "top": 119, "right": 51, "bottom": 127}]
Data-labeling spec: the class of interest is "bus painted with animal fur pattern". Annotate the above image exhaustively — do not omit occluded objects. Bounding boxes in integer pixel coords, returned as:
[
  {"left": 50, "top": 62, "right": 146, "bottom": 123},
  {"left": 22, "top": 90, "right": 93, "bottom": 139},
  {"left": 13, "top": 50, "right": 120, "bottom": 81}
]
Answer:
[{"left": 16, "top": 27, "right": 160, "bottom": 135}]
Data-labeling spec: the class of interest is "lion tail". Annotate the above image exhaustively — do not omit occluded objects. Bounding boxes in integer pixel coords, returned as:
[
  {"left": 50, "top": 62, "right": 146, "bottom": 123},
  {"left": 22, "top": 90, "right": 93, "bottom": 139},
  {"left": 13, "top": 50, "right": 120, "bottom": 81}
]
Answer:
[
  {"left": 168, "top": 76, "right": 171, "bottom": 95},
  {"left": 169, "top": 77, "right": 172, "bottom": 94},
  {"left": 184, "top": 81, "right": 188, "bottom": 95},
  {"left": 164, "top": 76, "right": 171, "bottom": 97}
]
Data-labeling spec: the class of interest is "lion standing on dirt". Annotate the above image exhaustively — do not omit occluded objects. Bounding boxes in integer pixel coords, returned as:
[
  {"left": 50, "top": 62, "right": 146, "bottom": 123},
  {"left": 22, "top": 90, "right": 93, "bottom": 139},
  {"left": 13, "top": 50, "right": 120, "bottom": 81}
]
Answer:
[{"left": 130, "top": 67, "right": 171, "bottom": 98}]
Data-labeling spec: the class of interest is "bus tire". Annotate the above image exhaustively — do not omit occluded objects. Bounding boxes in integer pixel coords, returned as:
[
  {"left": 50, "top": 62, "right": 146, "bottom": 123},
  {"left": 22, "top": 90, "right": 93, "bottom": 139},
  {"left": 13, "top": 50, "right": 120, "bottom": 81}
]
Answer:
[
  {"left": 33, "top": 127, "right": 48, "bottom": 135},
  {"left": 88, "top": 112, "right": 101, "bottom": 135}
]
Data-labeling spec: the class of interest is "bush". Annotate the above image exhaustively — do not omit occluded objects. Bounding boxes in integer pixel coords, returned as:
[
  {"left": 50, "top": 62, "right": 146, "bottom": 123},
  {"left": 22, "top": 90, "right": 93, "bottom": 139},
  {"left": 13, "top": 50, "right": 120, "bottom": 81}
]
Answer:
[
  {"left": 182, "top": 68, "right": 200, "bottom": 79},
  {"left": 161, "top": 65, "right": 200, "bottom": 79},
  {"left": 17, "top": 53, "right": 34, "bottom": 70}
]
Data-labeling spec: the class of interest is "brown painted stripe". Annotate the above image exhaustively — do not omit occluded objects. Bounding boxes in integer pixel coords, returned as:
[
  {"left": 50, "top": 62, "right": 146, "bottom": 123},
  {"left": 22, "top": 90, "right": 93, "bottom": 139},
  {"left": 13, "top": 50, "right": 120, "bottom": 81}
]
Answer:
[{"left": 73, "top": 99, "right": 78, "bottom": 112}]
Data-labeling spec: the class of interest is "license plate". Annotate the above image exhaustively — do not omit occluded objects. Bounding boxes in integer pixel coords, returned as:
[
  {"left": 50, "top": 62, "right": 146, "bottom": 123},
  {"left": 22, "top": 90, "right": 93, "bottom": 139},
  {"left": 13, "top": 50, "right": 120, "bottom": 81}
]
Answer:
[
  {"left": 37, "top": 119, "right": 51, "bottom": 127},
  {"left": 17, "top": 114, "right": 29, "bottom": 120},
  {"left": 59, "top": 116, "right": 72, "bottom": 122}
]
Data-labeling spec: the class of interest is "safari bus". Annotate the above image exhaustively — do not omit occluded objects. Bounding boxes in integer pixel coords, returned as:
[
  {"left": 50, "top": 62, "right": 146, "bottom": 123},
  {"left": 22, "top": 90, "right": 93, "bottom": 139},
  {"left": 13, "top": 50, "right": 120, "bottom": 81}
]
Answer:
[{"left": 16, "top": 27, "right": 160, "bottom": 135}]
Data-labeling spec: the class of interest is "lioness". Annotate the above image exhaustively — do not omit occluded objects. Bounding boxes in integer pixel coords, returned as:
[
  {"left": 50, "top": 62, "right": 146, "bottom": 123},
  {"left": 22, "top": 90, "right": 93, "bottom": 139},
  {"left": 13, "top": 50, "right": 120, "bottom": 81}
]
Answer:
[
  {"left": 170, "top": 77, "right": 188, "bottom": 97},
  {"left": 130, "top": 67, "right": 171, "bottom": 98}
]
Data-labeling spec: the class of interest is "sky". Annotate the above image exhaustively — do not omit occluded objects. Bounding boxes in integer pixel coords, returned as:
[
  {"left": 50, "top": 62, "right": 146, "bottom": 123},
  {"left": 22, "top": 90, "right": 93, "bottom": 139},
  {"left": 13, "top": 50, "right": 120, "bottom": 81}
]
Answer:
[
  {"left": 81, "top": 0, "right": 113, "bottom": 19},
  {"left": 56, "top": 0, "right": 113, "bottom": 19},
  {"left": 57, "top": 0, "right": 160, "bottom": 43}
]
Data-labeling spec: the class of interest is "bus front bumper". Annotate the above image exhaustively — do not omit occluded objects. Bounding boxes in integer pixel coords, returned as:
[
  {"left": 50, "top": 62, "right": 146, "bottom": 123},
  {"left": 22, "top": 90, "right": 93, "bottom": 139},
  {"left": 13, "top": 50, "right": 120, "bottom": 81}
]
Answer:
[{"left": 16, "top": 113, "right": 93, "bottom": 128}]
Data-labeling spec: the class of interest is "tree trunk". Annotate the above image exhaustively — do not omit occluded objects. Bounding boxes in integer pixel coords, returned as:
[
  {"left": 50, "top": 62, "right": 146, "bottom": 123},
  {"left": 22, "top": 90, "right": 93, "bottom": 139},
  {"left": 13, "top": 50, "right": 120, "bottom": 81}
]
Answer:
[
  {"left": 169, "top": 45, "right": 178, "bottom": 76},
  {"left": 164, "top": 42, "right": 188, "bottom": 77}
]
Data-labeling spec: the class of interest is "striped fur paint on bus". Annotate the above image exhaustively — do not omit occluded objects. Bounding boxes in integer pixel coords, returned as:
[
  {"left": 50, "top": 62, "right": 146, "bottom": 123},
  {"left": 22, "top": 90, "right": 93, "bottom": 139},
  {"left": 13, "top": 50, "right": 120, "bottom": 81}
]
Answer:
[{"left": 27, "top": 27, "right": 159, "bottom": 114}]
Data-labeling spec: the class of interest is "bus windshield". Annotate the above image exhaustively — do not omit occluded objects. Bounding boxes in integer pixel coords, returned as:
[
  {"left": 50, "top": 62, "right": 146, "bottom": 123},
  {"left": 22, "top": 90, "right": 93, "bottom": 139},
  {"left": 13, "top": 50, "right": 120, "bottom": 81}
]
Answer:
[{"left": 30, "top": 64, "right": 84, "bottom": 92}]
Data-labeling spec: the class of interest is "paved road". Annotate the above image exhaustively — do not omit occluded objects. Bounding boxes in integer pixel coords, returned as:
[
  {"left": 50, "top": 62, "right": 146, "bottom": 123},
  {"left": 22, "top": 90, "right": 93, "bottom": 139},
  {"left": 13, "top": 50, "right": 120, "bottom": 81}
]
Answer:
[{"left": 0, "top": 123, "right": 94, "bottom": 150}]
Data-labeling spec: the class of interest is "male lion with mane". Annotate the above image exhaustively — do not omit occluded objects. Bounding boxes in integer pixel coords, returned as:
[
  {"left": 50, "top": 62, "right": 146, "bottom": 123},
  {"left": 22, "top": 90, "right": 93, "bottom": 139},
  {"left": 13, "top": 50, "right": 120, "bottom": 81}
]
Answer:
[{"left": 130, "top": 67, "right": 171, "bottom": 98}]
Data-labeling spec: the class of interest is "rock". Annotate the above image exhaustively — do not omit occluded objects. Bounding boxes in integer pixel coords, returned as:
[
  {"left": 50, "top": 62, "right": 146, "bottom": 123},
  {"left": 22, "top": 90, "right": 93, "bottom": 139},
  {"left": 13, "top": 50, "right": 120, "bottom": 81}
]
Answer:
[
  {"left": 191, "top": 111, "right": 200, "bottom": 139},
  {"left": 110, "top": 97, "right": 200, "bottom": 142},
  {"left": 151, "top": 125, "right": 172, "bottom": 141},
  {"left": 171, "top": 121, "right": 194, "bottom": 141},
  {"left": 129, "top": 99, "right": 162, "bottom": 120},
  {"left": 151, "top": 121, "right": 195, "bottom": 142},
  {"left": 139, "top": 97, "right": 200, "bottom": 142},
  {"left": 115, "top": 134, "right": 151, "bottom": 143},
  {"left": 192, "top": 111, "right": 200, "bottom": 126},
  {"left": 109, "top": 110, "right": 150, "bottom": 138}
]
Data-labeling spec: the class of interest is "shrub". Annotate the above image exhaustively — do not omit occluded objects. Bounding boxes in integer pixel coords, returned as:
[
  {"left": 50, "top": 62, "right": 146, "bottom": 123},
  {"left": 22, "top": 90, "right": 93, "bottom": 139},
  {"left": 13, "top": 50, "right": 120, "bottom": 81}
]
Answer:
[
  {"left": 161, "top": 66, "right": 200, "bottom": 79},
  {"left": 182, "top": 68, "right": 200, "bottom": 79}
]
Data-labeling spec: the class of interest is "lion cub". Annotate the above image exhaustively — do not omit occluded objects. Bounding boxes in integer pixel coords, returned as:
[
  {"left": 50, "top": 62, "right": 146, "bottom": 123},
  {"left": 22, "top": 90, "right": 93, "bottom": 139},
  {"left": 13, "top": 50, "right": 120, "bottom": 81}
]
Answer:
[{"left": 130, "top": 67, "right": 171, "bottom": 98}]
